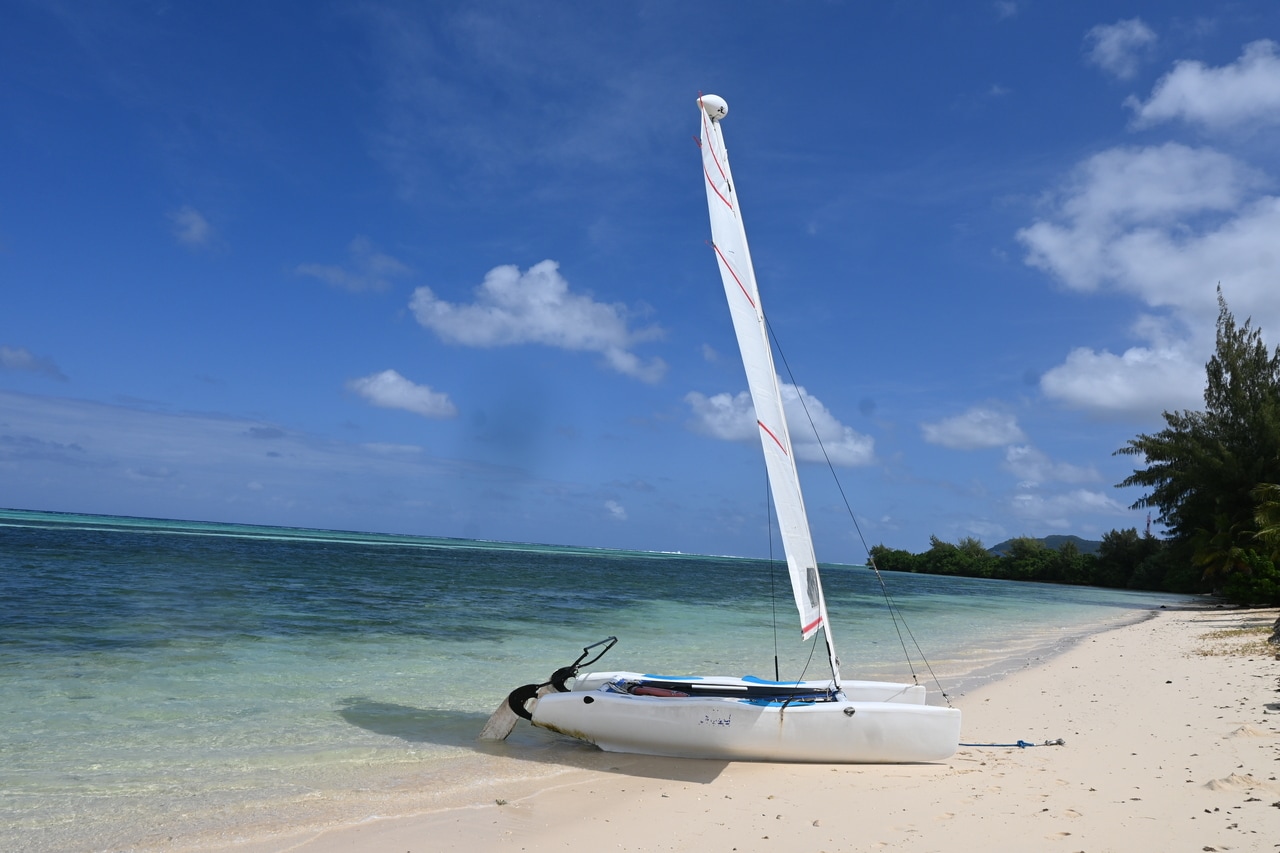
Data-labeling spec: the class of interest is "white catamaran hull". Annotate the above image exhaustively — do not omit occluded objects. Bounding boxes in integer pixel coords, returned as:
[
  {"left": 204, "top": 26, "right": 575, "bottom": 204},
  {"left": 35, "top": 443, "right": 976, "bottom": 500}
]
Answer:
[
  {"left": 530, "top": 681, "right": 961, "bottom": 763},
  {"left": 485, "top": 94, "right": 964, "bottom": 763}
]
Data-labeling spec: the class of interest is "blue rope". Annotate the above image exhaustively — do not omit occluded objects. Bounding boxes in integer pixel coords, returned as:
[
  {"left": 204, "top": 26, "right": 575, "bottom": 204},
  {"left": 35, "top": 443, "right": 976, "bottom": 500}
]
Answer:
[{"left": 959, "top": 738, "right": 1065, "bottom": 749}]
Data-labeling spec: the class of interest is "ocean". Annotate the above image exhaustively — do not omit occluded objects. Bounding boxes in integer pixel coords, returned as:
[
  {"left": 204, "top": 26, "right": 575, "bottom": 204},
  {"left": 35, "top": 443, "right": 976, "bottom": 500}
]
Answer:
[{"left": 0, "top": 509, "right": 1191, "bottom": 852}]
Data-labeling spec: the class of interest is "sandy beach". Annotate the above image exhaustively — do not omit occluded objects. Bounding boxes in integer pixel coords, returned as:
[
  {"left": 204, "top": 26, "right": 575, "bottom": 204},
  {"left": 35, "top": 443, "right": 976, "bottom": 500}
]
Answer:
[{"left": 211, "top": 607, "right": 1280, "bottom": 853}]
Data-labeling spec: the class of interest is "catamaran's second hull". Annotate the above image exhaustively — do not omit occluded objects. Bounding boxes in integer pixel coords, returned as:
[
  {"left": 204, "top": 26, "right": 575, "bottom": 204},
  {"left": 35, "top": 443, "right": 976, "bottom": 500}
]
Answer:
[{"left": 529, "top": 682, "right": 961, "bottom": 763}]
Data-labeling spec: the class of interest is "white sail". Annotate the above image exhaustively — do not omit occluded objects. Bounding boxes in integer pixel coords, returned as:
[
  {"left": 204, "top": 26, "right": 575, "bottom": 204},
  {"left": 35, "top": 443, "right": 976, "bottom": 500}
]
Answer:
[
  {"left": 698, "top": 95, "right": 839, "bottom": 682},
  {"left": 495, "top": 94, "right": 961, "bottom": 763}
]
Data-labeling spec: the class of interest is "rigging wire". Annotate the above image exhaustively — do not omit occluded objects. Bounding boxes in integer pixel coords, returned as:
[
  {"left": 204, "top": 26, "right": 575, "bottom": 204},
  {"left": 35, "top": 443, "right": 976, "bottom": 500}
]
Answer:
[{"left": 763, "top": 312, "right": 954, "bottom": 707}]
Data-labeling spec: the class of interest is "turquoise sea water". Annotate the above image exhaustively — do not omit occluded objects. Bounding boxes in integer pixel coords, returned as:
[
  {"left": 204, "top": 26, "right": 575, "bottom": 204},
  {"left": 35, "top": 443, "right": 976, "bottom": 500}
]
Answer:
[{"left": 0, "top": 509, "right": 1191, "bottom": 852}]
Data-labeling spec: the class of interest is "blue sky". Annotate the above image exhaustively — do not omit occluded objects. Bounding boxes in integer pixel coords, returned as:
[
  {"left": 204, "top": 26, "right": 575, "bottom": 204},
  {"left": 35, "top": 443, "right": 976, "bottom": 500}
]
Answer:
[{"left": 4, "top": 1, "right": 1280, "bottom": 560}]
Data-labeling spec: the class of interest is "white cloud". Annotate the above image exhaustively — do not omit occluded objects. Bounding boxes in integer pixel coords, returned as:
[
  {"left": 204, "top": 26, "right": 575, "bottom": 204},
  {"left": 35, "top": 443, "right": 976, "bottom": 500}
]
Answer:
[
  {"left": 1010, "top": 489, "right": 1127, "bottom": 529},
  {"left": 604, "top": 499, "right": 627, "bottom": 521},
  {"left": 1128, "top": 40, "right": 1280, "bottom": 130},
  {"left": 963, "top": 519, "right": 1009, "bottom": 542},
  {"left": 0, "top": 345, "right": 67, "bottom": 381},
  {"left": 410, "top": 260, "right": 666, "bottom": 383},
  {"left": 685, "top": 383, "right": 874, "bottom": 467},
  {"left": 686, "top": 390, "right": 756, "bottom": 442},
  {"left": 297, "top": 236, "right": 410, "bottom": 293},
  {"left": 1003, "top": 445, "right": 1099, "bottom": 487},
  {"left": 1017, "top": 141, "right": 1280, "bottom": 416},
  {"left": 346, "top": 369, "right": 457, "bottom": 419},
  {"left": 1039, "top": 341, "right": 1203, "bottom": 414},
  {"left": 1018, "top": 144, "right": 1278, "bottom": 315},
  {"left": 1019, "top": 145, "right": 1256, "bottom": 295},
  {"left": 169, "top": 205, "right": 214, "bottom": 248},
  {"left": 1084, "top": 18, "right": 1156, "bottom": 80},
  {"left": 921, "top": 406, "right": 1025, "bottom": 450}
]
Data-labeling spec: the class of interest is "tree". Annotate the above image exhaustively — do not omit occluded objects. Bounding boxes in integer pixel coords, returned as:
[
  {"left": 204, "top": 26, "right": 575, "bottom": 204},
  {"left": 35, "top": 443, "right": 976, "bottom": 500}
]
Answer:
[
  {"left": 868, "top": 544, "right": 918, "bottom": 573},
  {"left": 924, "top": 535, "right": 998, "bottom": 577},
  {"left": 1093, "top": 527, "right": 1162, "bottom": 588},
  {"left": 999, "top": 537, "right": 1054, "bottom": 581},
  {"left": 1127, "top": 544, "right": 1199, "bottom": 593},
  {"left": 1043, "top": 541, "right": 1095, "bottom": 585},
  {"left": 1116, "top": 291, "right": 1280, "bottom": 592},
  {"left": 1190, "top": 513, "right": 1254, "bottom": 585},
  {"left": 1219, "top": 550, "right": 1280, "bottom": 605},
  {"left": 954, "top": 536, "right": 997, "bottom": 578},
  {"left": 1253, "top": 483, "right": 1280, "bottom": 560}
]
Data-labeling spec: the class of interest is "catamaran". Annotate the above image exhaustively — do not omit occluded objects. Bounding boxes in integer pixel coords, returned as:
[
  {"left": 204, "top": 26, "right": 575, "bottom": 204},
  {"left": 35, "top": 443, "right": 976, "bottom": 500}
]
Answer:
[{"left": 485, "top": 95, "right": 961, "bottom": 763}]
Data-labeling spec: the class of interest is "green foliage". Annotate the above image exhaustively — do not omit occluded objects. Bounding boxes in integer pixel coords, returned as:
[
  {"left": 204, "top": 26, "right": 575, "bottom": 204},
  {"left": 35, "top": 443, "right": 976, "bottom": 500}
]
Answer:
[
  {"left": 867, "top": 544, "right": 918, "bottom": 573},
  {"left": 1191, "top": 513, "right": 1254, "bottom": 583},
  {"left": 1219, "top": 550, "right": 1280, "bottom": 605},
  {"left": 1043, "top": 541, "right": 1097, "bottom": 585},
  {"left": 1116, "top": 291, "right": 1280, "bottom": 544},
  {"left": 872, "top": 535, "right": 1096, "bottom": 587},
  {"left": 918, "top": 535, "right": 998, "bottom": 577},
  {"left": 1093, "top": 528, "right": 1161, "bottom": 588},
  {"left": 871, "top": 296, "right": 1280, "bottom": 602},
  {"left": 1253, "top": 483, "right": 1280, "bottom": 560},
  {"left": 1000, "top": 537, "right": 1051, "bottom": 580},
  {"left": 1115, "top": 291, "right": 1280, "bottom": 602},
  {"left": 1128, "top": 543, "right": 1200, "bottom": 594}
]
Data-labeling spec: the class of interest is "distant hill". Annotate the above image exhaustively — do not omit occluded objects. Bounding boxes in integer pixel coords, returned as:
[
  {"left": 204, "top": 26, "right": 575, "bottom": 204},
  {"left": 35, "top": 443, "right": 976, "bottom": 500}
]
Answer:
[{"left": 987, "top": 534, "right": 1102, "bottom": 557}]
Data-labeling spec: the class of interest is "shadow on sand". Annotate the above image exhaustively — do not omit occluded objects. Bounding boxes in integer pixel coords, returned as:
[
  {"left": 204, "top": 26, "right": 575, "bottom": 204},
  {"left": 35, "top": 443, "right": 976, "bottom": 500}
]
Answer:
[{"left": 335, "top": 697, "right": 729, "bottom": 784}]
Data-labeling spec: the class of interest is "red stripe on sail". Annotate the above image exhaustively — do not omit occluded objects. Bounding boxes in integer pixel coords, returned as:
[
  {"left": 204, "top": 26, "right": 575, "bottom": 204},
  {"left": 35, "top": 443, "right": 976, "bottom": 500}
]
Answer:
[
  {"left": 757, "top": 420, "right": 788, "bottom": 456},
  {"left": 712, "top": 242, "right": 755, "bottom": 308},
  {"left": 703, "top": 163, "right": 733, "bottom": 211},
  {"left": 802, "top": 615, "right": 824, "bottom": 634}
]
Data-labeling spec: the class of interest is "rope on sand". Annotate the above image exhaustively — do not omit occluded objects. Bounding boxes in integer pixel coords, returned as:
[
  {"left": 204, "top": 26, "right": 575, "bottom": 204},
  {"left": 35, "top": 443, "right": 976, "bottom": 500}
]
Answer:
[{"left": 959, "top": 738, "right": 1066, "bottom": 749}]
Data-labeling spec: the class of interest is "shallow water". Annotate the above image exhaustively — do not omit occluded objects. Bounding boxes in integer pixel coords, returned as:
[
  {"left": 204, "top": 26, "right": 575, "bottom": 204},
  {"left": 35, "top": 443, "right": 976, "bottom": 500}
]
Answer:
[{"left": 0, "top": 509, "right": 1189, "bottom": 851}]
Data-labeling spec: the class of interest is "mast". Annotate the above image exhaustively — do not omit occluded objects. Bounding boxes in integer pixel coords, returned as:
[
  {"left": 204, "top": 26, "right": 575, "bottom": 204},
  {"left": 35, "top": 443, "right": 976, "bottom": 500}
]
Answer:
[{"left": 697, "top": 94, "right": 841, "bottom": 685}]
